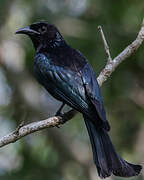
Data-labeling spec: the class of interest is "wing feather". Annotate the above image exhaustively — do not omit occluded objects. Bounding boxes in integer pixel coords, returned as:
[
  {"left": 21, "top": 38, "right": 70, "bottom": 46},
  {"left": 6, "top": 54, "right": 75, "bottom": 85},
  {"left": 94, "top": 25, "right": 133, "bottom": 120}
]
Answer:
[
  {"left": 81, "top": 63, "right": 110, "bottom": 130},
  {"left": 34, "top": 53, "right": 110, "bottom": 130}
]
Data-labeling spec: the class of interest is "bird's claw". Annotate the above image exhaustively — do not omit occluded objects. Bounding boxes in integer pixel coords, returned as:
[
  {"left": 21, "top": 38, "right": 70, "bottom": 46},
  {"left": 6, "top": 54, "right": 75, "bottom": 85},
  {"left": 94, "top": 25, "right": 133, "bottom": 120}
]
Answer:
[
  {"left": 55, "top": 112, "right": 65, "bottom": 128},
  {"left": 59, "top": 115, "right": 68, "bottom": 124},
  {"left": 55, "top": 112, "right": 68, "bottom": 126}
]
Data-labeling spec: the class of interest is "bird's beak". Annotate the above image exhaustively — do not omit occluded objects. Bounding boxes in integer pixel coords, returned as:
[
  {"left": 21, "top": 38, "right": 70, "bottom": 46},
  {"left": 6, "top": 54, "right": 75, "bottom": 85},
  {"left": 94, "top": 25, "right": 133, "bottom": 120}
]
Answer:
[{"left": 15, "top": 26, "right": 40, "bottom": 35}]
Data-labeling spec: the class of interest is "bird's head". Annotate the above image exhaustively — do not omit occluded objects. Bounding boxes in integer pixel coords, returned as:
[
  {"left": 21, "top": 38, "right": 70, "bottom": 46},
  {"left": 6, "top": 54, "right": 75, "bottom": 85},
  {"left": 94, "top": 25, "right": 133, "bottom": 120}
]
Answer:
[{"left": 16, "top": 22, "right": 65, "bottom": 51}]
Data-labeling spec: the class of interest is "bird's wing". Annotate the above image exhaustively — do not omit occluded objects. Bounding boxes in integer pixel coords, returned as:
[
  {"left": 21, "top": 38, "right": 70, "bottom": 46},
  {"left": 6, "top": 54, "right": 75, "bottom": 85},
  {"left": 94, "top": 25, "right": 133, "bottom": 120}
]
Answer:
[
  {"left": 34, "top": 53, "right": 92, "bottom": 115},
  {"left": 34, "top": 53, "right": 110, "bottom": 130},
  {"left": 81, "top": 63, "right": 110, "bottom": 130}
]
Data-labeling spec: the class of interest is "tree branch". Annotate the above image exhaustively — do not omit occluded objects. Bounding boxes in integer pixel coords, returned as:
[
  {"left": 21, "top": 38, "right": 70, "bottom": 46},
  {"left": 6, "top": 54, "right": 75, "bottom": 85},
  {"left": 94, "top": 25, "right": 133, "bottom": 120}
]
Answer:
[
  {"left": 98, "top": 25, "right": 112, "bottom": 63},
  {"left": 97, "top": 18, "right": 144, "bottom": 86},
  {"left": 0, "top": 109, "right": 77, "bottom": 148},
  {"left": 0, "top": 18, "right": 144, "bottom": 148}
]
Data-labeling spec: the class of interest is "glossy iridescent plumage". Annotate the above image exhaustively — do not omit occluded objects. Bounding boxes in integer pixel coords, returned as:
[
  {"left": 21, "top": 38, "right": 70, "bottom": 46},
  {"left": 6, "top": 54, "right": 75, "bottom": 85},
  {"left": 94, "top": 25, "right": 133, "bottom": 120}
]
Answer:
[{"left": 16, "top": 22, "right": 142, "bottom": 178}]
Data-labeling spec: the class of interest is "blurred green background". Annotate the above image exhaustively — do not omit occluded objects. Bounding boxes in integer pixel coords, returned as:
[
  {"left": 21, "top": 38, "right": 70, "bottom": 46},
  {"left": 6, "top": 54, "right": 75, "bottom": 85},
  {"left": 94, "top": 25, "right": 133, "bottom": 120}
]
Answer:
[{"left": 0, "top": 0, "right": 144, "bottom": 180}]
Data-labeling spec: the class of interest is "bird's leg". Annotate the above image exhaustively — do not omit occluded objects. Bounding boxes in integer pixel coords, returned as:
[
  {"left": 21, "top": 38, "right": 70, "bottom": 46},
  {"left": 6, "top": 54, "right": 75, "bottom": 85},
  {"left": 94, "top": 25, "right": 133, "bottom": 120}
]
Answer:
[
  {"left": 55, "top": 103, "right": 65, "bottom": 128},
  {"left": 55, "top": 102, "right": 65, "bottom": 116}
]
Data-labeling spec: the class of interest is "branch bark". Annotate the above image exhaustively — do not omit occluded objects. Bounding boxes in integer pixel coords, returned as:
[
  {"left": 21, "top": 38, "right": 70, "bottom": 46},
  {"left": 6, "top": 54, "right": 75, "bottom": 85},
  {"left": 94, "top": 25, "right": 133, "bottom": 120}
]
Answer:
[
  {"left": 0, "top": 18, "right": 144, "bottom": 148},
  {"left": 97, "top": 19, "right": 144, "bottom": 86}
]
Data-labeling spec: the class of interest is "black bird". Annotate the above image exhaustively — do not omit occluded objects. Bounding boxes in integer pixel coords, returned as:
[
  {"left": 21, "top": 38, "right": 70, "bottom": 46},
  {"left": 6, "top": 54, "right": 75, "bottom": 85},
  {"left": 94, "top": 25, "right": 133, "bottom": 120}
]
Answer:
[{"left": 16, "top": 22, "right": 142, "bottom": 178}]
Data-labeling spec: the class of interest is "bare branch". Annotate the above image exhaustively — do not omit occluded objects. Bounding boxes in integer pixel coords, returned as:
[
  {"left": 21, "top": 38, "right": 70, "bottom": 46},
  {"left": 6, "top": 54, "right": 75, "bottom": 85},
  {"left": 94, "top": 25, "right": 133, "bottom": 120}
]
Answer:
[
  {"left": 0, "top": 19, "right": 144, "bottom": 148},
  {"left": 98, "top": 25, "right": 112, "bottom": 63},
  {"left": 97, "top": 18, "right": 144, "bottom": 86},
  {"left": 0, "top": 109, "right": 77, "bottom": 148}
]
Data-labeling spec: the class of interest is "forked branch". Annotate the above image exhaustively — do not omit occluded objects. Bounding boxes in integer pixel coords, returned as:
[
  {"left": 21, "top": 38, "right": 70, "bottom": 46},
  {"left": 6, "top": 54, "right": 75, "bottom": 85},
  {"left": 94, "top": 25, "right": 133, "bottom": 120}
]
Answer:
[{"left": 97, "top": 19, "right": 144, "bottom": 86}]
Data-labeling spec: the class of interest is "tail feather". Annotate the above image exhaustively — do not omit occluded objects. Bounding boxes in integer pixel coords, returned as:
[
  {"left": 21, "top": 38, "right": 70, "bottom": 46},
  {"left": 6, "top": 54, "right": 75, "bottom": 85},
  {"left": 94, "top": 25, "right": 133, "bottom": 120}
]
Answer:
[{"left": 84, "top": 116, "right": 142, "bottom": 178}]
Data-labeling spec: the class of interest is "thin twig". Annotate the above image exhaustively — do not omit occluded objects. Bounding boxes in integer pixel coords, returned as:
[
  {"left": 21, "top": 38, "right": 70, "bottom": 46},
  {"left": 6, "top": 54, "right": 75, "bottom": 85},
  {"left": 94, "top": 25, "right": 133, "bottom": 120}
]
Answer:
[
  {"left": 98, "top": 25, "right": 112, "bottom": 63},
  {"left": 0, "top": 19, "right": 144, "bottom": 148}
]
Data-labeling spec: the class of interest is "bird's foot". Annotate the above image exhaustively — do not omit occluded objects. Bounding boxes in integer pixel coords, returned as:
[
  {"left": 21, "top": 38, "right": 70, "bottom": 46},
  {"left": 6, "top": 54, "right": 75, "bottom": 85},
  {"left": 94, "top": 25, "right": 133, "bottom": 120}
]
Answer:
[
  {"left": 55, "top": 112, "right": 65, "bottom": 128},
  {"left": 55, "top": 112, "right": 68, "bottom": 128},
  {"left": 59, "top": 114, "right": 68, "bottom": 124}
]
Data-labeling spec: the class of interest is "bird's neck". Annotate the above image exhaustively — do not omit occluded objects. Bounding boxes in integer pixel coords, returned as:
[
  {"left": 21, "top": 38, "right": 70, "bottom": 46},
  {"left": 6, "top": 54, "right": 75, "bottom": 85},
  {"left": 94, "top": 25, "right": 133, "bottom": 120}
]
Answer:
[{"left": 36, "top": 39, "right": 67, "bottom": 53}]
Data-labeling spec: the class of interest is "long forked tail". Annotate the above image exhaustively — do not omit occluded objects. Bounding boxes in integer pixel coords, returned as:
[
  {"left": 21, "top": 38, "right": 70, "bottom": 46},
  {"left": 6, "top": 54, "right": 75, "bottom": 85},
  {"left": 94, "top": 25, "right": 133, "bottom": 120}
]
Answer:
[{"left": 84, "top": 116, "right": 142, "bottom": 178}]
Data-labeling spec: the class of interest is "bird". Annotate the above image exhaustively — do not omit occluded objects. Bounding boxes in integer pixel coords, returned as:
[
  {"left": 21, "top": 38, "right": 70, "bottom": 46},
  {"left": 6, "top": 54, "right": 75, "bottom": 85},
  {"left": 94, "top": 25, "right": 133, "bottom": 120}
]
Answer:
[{"left": 16, "top": 22, "right": 142, "bottom": 178}]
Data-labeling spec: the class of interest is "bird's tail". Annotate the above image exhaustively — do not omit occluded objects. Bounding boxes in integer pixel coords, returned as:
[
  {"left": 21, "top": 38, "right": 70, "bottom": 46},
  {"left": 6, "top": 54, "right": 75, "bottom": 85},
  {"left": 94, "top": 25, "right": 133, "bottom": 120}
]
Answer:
[{"left": 84, "top": 116, "right": 142, "bottom": 178}]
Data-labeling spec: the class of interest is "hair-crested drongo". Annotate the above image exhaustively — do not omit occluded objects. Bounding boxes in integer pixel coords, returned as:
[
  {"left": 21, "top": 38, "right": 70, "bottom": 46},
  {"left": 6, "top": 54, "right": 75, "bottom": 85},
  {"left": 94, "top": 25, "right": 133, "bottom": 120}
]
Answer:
[{"left": 16, "top": 22, "right": 142, "bottom": 178}]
